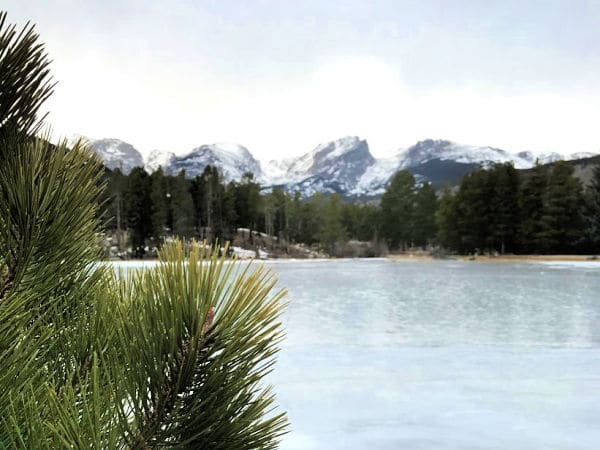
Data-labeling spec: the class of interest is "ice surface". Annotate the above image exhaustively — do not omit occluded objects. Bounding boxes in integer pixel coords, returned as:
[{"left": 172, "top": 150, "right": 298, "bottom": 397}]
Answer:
[
  {"left": 531, "top": 260, "right": 600, "bottom": 269},
  {"left": 263, "top": 259, "right": 600, "bottom": 449},
  {"left": 112, "top": 258, "right": 600, "bottom": 448}
]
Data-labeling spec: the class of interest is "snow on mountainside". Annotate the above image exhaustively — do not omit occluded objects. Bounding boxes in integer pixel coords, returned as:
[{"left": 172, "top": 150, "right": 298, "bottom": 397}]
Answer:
[
  {"left": 85, "top": 134, "right": 599, "bottom": 197},
  {"left": 167, "top": 143, "right": 262, "bottom": 181},
  {"left": 353, "top": 153, "right": 404, "bottom": 196},
  {"left": 570, "top": 151, "right": 596, "bottom": 160},
  {"left": 267, "top": 137, "right": 376, "bottom": 194},
  {"left": 286, "top": 136, "right": 374, "bottom": 181},
  {"left": 397, "top": 139, "right": 534, "bottom": 169},
  {"left": 85, "top": 138, "right": 144, "bottom": 174},
  {"left": 263, "top": 158, "right": 295, "bottom": 185},
  {"left": 146, "top": 149, "right": 175, "bottom": 173}
]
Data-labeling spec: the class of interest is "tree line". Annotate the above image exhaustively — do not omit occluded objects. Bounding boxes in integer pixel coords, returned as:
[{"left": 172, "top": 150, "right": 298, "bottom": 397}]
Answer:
[
  {"left": 437, "top": 161, "right": 600, "bottom": 255},
  {"left": 104, "top": 160, "right": 600, "bottom": 257}
]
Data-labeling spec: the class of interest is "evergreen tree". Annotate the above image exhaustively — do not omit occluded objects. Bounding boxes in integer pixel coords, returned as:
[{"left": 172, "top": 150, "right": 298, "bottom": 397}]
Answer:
[
  {"left": 270, "top": 188, "right": 290, "bottom": 242},
  {"left": 316, "top": 194, "right": 346, "bottom": 255},
  {"left": 287, "top": 192, "right": 308, "bottom": 243},
  {"left": 295, "top": 194, "right": 321, "bottom": 245},
  {"left": 455, "top": 169, "right": 493, "bottom": 253},
  {"left": 0, "top": 11, "right": 287, "bottom": 447},
  {"left": 585, "top": 164, "right": 600, "bottom": 252},
  {"left": 232, "top": 172, "right": 262, "bottom": 231},
  {"left": 518, "top": 162, "right": 548, "bottom": 253},
  {"left": 436, "top": 186, "right": 460, "bottom": 251},
  {"left": 106, "top": 167, "right": 128, "bottom": 251},
  {"left": 125, "top": 167, "right": 152, "bottom": 257},
  {"left": 169, "top": 170, "right": 194, "bottom": 238},
  {"left": 412, "top": 182, "right": 437, "bottom": 247},
  {"left": 538, "top": 161, "right": 585, "bottom": 253},
  {"left": 192, "top": 166, "right": 224, "bottom": 242},
  {"left": 150, "top": 166, "right": 168, "bottom": 241},
  {"left": 222, "top": 183, "right": 238, "bottom": 240},
  {"left": 488, "top": 163, "right": 520, "bottom": 253},
  {"left": 356, "top": 204, "right": 380, "bottom": 242},
  {"left": 190, "top": 172, "right": 206, "bottom": 235},
  {"left": 380, "top": 170, "right": 416, "bottom": 249}
]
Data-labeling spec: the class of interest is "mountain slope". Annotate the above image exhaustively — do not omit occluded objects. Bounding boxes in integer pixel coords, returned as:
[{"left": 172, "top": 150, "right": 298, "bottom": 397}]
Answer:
[
  {"left": 166, "top": 143, "right": 262, "bottom": 181},
  {"left": 87, "top": 135, "right": 599, "bottom": 197},
  {"left": 86, "top": 138, "right": 144, "bottom": 174},
  {"left": 264, "top": 136, "right": 376, "bottom": 196}
]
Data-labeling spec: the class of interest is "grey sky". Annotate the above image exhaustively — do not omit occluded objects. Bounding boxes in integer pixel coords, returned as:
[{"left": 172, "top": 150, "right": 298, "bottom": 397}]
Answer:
[{"left": 4, "top": 0, "right": 600, "bottom": 160}]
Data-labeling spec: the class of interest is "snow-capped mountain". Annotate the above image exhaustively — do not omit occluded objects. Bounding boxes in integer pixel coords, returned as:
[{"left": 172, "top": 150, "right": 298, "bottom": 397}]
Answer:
[
  {"left": 396, "top": 139, "right": 534, "bottom": 169},
  {"left": 266, "top": 137, "right": 376, "bottom": 194},
  {"left": 352, "top": 153, "right": 405, "bottom": 196},
  {"left": 146, "top": 149, "right": 175, "bottom": 173},
  {"left": 85, "top": 138, "right": 144, "bottom": 174},
  {"left": 166, "top": 143, "right": 262, "bottom": 181},
  {"left": 263, "top": 158, "right": 297, "bottom": 184},
  {"left": 569, "top": 151, "right": 596, "bottom": 160},
  {"left": 86, "top": 134, "right": 598, "bottom": 198}
]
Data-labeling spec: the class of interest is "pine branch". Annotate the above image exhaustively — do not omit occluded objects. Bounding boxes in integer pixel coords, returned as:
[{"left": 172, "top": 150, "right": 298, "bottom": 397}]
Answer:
[
  {"left": 0, "top": 259, "right": 16, "bottom": 301},
  {"left": 130, "top": 307, "right": 216, "bottom": 449}
]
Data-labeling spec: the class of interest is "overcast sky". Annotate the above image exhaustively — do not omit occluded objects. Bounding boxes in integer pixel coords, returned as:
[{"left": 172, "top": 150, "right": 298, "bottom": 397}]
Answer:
[{"left": 4, "top": 0, "right": 600, "bottom": 160}]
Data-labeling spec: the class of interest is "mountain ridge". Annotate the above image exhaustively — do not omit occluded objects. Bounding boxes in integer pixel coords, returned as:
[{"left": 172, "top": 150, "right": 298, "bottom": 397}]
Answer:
[{"left": 83, "top": 135, "right": 599, "bottom": 197}]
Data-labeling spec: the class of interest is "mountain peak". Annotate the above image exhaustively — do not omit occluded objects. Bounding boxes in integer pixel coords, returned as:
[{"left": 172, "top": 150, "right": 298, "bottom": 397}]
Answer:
[
  {"left": 86, "top": 138, "right": 144, "bottom": 174},
  {"left": 169, "top": 143, "right": 262, "bottom": 180},
  {"left": 83, "top": 134, "right": 599, "bottom": 198}
]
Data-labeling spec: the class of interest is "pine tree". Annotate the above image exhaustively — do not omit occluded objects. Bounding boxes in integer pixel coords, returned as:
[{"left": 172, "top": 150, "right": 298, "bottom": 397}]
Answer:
[
  {"left": 455, "top": 169, "right": 492, "bottom": 253},
  {"left": 150, "top": 166, "right": 168, "bottom": 241},
  {"left": 126, "top": 167, "right": 152, "bottom": 257},
  {"left": 0, "top": 11, "right": 287, "bottom": 447},
  {"left": 169, "top": 170, "right": 194, "bottom": 238},
  {"left": 488, "top": 163, "right": 520, "bottom": 253},
  {"left": 232, "top": 172, "right": 262, "bottom": 231},
  {"left": 585, "top": 164, "right": 600, "bottom": 252},
  {"left": 380, "top": 170, "right": 416, "bottom": 249},
  {"left": 317, "top": 194, "right": 346, "bottom": 255},
  {"left": 538, "top": 161, "right": 585, "bottom": 253},
  {"left": 518, "top": 162, "right": 548, "bottom": 253},
  {"left": 436, "top": 186, "right": 460, "bottom": 251},
  {"left": 411, "top": 182, "right": 438, "bottom": 248}
]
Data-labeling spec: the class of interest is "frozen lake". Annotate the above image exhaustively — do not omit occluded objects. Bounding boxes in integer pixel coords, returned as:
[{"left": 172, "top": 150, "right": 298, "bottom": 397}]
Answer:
[
  {"left": 115, "top": 258, "right": 600, "bottom": 449},
  {"left": 263, "top": 259, "right": 600, "bottom": 450}
]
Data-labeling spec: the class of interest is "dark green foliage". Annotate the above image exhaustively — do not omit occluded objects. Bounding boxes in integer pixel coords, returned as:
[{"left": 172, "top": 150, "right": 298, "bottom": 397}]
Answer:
[
  {"left": 106, "top": 167, "right": 127, "bottom": 231},
  {"left": 380, "top": 171, "right": 416, "bottom": 249},
  {"left": 169, "top": 170, "right": 194, "bottom": 238},
  {"left": 126, "top": 167, "right": 152, "bottom": 257},
  {"left": 1, "top": 11, "right": 288, "bottom": 447},
  {"left": 232, "top": 173, "right": 262, "bottom": 231},
  {"left": 104, "top": 158, "right": 599, "bottom": 256},
  {"left": 0, "top": 11, "right": 54, "bottom": 139},
  {"left": 288, "top": 192, "right": 320, "bottom": 245},
  {"left": 518, "top": 162, "right": 548, "bottom": 252},
  {"left": 455, "top": 169, "right": 493, "bottom": 253},
  {"left": 266, "top": 188, "right": 289, "bottom": 241},
  {"left": 0, "top": 135, "right": 111, "bottom": 449},
  {"left": 315, "top": 194, "right": 346, "bottom": 254},
  {"left": 585, "top": 165, "right": 600, "bottom": 251},
  {"left": 488, "top": 163, "right": 520, "bottom": 253},
  {"left": 191, "top": 166, "right": 226, "bottom": 241},
  {"left": 113, "top": 243, "right": 288, "bottom": 449},
  {"left": 150, "top": 167, "right": 168, "bottom": 240},
  {"left": 436, "top": 186, "right": 460, "bottom": 250},
  {"left": 412, "top": 182, "right": 438, "bottom": 247},
  {"left": 341, "top": 203, "right": 379, "bottom": 242},
  {"left": 538, "top": 161, "right": 584, "bottom": 253}
]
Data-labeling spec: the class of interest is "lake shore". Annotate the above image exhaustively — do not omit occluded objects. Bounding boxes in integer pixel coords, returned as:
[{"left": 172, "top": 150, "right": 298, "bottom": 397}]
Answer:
[{"left": 387, "top": 253, "right": 599, "bottom": 262}]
